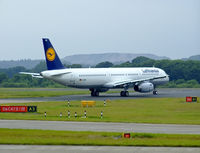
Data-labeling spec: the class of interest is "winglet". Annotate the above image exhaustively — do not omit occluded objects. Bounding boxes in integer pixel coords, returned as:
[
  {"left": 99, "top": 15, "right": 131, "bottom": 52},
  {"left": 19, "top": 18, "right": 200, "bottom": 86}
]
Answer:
[{"left": 42, "top": 38, "right": 65, "bottom": 70}]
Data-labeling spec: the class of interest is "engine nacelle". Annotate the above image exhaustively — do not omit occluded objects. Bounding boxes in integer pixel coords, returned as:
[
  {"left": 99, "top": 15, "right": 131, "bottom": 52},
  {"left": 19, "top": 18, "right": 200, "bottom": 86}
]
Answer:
[{"left": 134, "top": 82, "right": 154, "bottom": 93}]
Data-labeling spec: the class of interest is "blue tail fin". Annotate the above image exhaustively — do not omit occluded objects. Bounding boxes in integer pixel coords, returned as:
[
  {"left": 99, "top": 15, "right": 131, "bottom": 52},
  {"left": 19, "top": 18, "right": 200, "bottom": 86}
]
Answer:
[{"left": 42, "top": 38, "right": 65, "bottom": 70}]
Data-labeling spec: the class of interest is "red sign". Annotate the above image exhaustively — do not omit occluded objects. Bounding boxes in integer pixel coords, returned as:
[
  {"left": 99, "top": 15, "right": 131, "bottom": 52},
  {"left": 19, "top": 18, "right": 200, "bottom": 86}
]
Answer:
[
  {"left": 186, "top": 97, "right": 192, "bottom": 102},
  {"left": 0, "top": 106, "right": 27, "bottom": 112},
  {"left": 124, "top": 133, "right": 131, "bottom": 138}
]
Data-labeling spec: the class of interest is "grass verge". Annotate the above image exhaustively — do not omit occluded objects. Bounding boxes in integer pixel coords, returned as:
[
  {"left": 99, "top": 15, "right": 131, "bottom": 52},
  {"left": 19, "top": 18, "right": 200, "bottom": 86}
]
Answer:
[
  {"left": 0, "top": 88, "right": 120, "bottom": 98},
  {"left": 0, "top": 88, "right": 89, "bottom": 98},
  {"left": 0, "top": 128, "right": 200, "bottom": 147},
  {"left": 1, "top": 98, "right": 200, "bottom": 124}
]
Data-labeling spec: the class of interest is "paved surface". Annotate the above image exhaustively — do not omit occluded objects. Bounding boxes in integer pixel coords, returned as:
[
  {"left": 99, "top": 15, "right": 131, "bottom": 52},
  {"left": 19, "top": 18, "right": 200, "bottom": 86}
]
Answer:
[
  {"left": 0, "top": 88, "right": 200, "bottom": 103},
  {"left": 1, "top": 120, "right": 200, "bottom": 134},
  {"left": 0, "top": 145, "right": 200, "bottom": 153}
]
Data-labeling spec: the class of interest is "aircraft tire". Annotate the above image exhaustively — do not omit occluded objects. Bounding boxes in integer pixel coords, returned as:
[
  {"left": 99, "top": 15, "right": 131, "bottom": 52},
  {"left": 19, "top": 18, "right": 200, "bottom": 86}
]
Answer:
[
  {"left": 95, "top": 91, "right": 99, "bottom": 96},
  {"left": 125, "top": 91, "right": 129, "bottom": 97},
  {"left": 91, "top": 91, "right": 99, "bottom": 97},
  {"left": 91, "top": 91, "right": 95, "bottom": 96},
  {"left": 121, "top": 91, "right": 128, "bottom": 97},
  {"left": 153, "top": 90, "right": 158, "bottom": 95},
  {"left": 120, "top": 91, "right": 129, "bottom": 97}
]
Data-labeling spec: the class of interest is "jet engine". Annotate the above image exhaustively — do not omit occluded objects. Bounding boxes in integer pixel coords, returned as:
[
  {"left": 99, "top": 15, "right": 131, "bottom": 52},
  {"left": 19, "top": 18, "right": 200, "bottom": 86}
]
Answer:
[{"left": 134, "top": 82, "right": 154, "bottom": 93}]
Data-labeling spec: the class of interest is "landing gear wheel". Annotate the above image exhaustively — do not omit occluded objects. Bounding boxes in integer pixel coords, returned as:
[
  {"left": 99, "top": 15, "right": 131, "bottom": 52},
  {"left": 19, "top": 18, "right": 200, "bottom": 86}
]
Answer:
[
  {"left": 120, "top": 91, "right": 129, "bottom": 97},
  {"left": 91, "top": 91, "right": 99, "bottom": 97},
  {"left": 153, "top": 90, "right": 158, "bottom": 95},
  {"left": 120, "top": 91, "right": 125, "bottom": 97},
  {"left": 95, "top": 91, "right": 99, "bottom": 96},
  {"left": 125, "top": 91, "right": 129, "bottom": 97},
  {"left": 91, "top": 91, "right": 95, "bottom": 96}
]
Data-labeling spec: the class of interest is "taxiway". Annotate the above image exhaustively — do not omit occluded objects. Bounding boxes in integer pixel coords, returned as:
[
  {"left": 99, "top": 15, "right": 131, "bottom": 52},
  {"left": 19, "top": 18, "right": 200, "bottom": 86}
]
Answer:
[
  {"left": 1, "top": 145, "right": 200, "bottom": 153},
  {"left": 0, "top": 120, "right": 200, "bottom": 134},
  {"left": 0, "top": 88, "right": 199, "bottom": 104}
]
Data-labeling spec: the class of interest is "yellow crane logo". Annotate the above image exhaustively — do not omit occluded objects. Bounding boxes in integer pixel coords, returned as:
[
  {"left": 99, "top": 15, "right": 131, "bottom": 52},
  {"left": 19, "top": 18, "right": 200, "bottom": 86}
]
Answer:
[{"left": 46, "top": 48, "right": 56, "bottom": 61}]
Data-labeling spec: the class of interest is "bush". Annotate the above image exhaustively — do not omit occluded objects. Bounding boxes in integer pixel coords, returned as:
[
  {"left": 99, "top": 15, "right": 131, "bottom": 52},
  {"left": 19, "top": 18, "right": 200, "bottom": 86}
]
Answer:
[{"left": 1, "top": 82, "right": 28, "bottom": 88}]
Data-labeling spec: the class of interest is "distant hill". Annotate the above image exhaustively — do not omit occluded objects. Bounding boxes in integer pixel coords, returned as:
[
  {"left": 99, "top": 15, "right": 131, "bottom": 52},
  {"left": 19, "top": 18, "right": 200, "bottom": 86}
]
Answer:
[
  {"left": 0, "top": 59, "right": 42, "bottom": 69},
  {"left": 0, "top": 53, "right": 169, "bottom": 69},
  {"left": 182, "top": 55, "right": 200, "bottom": 61},
  {"left": 2, "top": 53, "right": 199, "bottom": 69},
  {"left": 62, "top": 53, "right": 169, "bottom": 66}
]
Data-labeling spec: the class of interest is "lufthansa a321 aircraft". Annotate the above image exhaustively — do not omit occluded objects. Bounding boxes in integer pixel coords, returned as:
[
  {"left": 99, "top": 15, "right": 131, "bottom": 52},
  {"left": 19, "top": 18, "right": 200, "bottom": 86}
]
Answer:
[{"left": 20, "top": 38, "right": 169, "bottom": 97}]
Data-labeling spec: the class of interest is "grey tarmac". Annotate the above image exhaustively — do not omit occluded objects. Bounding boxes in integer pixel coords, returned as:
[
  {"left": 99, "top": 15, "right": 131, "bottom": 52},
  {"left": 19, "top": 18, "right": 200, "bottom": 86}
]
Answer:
[
  {"left": 1, "top": 120, "right": 200, "bottom": 134},
  {"left": 0, "top": 145, "right": 200, "bottom": 153},
  {"left": 0, "top": 88, "right": 200, "bottom": 104}
]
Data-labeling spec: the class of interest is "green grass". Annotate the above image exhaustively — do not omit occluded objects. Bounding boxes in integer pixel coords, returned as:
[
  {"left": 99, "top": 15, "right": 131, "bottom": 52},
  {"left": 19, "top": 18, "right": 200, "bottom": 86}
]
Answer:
[
  {"left": 0, "top": 88, "right": 120, "bottom": 98},
  {"left": 0, "top": 88, "right": 90, "bottom": 98},
  {"left": 1, "top": 98, "right": 200, "bottom": 124},
  {"left": 0, "top": 128, "right": 200, "bottom": 147}
]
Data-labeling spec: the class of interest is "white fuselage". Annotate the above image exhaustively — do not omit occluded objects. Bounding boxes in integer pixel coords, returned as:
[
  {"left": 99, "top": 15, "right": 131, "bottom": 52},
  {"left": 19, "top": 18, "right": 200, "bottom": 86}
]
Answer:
[{"left": 41, "top": 67, "right": 169, "bottom": 89}]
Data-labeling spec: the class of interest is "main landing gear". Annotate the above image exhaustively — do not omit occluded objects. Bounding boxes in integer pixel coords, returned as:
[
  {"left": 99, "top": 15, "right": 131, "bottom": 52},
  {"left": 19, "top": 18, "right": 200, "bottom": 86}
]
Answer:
[
  {"left": 153, "top": 85, "right": 158, "bottom": 95},
  {"left": 90, "top": 89, "right": 99, "bottom": 97},
  {"left": 120, "top": 91, "right": 129, "bottom": 97},
  {"left": 120, "top": 84, "right": 130, "bottom": 97},
  {"left": 91, "top": 91, "right": 99, "bottom": 96}
]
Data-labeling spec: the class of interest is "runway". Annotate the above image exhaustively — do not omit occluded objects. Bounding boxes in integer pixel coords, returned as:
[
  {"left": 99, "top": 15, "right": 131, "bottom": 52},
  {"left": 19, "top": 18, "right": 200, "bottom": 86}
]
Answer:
[
  {"left": 0, "top": 88, "right": 199, "bottom": 103},
  {"left": 1, "top": 120, "right": 200, "bottom": 134},
  {"left": 0, "top": 145, "right": 200, "bottom": 153}
]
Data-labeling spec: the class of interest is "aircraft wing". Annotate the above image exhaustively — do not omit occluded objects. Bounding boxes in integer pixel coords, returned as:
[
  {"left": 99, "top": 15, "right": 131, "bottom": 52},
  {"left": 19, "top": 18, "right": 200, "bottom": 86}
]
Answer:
[
  {"left": 104, "top": 75, "right": 168, "bottom": 88},
  {"left": 19, "top": 72, "right": 43, "bottom": 78}
]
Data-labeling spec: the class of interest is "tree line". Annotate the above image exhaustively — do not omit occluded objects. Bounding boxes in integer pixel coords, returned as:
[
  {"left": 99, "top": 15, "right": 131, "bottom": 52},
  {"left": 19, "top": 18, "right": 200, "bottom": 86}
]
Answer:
[{"left": 0, "top": 57, "right": 200, "bottom": 88}]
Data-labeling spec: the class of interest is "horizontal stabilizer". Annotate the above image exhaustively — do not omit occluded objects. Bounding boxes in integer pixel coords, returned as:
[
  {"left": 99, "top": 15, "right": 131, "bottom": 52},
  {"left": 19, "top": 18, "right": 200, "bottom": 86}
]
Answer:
[{"left": 19, "top": 72, "right": 43, "bottom": 78}]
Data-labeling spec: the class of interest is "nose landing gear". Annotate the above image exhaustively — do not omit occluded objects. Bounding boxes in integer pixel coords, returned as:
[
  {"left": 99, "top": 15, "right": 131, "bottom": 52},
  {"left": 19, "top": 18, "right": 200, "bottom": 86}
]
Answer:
[{"left": 153, "top": 90, "right": 158, "bottom": 95}]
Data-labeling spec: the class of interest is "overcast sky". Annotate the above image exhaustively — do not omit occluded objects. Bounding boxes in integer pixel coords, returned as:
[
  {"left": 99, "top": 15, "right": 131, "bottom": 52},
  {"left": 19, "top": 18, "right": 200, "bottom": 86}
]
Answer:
[{"left": 0, "top": 0, "right": 199, "bottom": 60}]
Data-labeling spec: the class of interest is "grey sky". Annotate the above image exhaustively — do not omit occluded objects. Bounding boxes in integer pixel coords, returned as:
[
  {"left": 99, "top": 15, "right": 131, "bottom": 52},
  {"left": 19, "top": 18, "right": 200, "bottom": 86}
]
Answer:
[{"left": 0, "top": 0, "right": 199, "bottom": 60}]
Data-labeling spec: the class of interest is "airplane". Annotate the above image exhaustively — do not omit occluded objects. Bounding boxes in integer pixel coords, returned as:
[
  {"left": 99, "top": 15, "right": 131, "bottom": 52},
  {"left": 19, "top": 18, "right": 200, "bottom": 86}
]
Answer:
[{"left": 20, "top": 38, "right": 169, "bottom": 97}]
